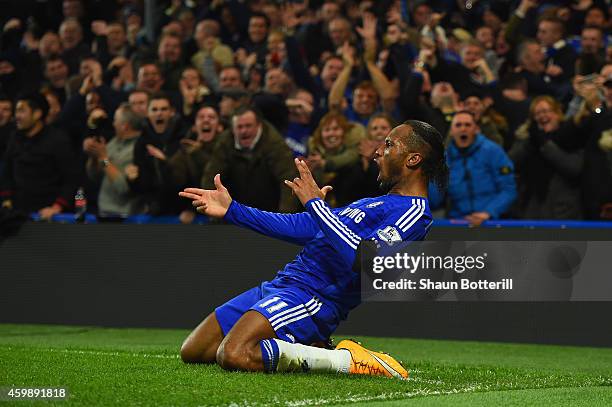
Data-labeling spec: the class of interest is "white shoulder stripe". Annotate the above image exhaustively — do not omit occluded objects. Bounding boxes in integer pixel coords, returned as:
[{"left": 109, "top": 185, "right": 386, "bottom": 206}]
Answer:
[
  {"left": 311, "top": 202, "right": 359, "bottom": 250},
  {"left": 312, "top": 201, "right": 360, "bottom": 247},
  {"left": 316, "top": 201, "right": 361, "bottom": 243},
  {"left": 400, "top": 200, "right": 425, "bottom": 232},
  {"left": 313, "top": 200, "right": 361, "bottom": 245},
  {"left": 395, "top": 202, "right": 419, "bottom": 227}
]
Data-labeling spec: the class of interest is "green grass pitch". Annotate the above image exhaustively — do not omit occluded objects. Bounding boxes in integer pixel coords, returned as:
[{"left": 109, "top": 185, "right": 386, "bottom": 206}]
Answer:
[{"left": 1, "top": 324, "right": 611, "bottom": 406}]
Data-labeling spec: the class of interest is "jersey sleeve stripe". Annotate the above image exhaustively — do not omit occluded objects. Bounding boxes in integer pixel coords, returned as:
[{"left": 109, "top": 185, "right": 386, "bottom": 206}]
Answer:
[
  {"left": 313, "top": 200, "right": 361, "bottom": 245},
  {"left": 315, "top": 200, "right": 362, "bottom": 243},
  {"left": 311, "top": 202, "right": 359, "bottom": 250},
  {"left": 400, "top": 200, "right": 425, "bottom": 232},
  {"left": 394, "top": 202, "right": 419, "bottom": 227}
]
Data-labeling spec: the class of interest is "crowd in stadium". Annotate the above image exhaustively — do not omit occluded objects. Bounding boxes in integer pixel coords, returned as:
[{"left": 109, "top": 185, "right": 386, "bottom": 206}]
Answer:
[{"left": 0, "top": 0, "right": 610, "bottom": 225}]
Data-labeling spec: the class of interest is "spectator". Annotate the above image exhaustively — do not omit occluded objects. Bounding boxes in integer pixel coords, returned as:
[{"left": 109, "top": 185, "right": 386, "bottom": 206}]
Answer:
[
  {"left": 494, "top": 74, "right": 531, "bottom": 149},
  {"left": 127, "top": 89, "right": 150, "bottom": 118},
  {"left": 202, "top": 106, "right": 297, "bottom": 212},
  {"left": 92, "top": 20, "right": 132, "bottom": 68},
  {"left": 191, "top": 19, "right": 233, "bottom": 75},
  {"left": 178, "top": 66, "right": 212, "bottom": 119},
  {"left": 443, "top": 111, "right": 516, "bottom": 225},
  {"left": 515, "top": 39, "right": 557, "bottom": 98},
  {"left": 168, "top": 105, "right": 224, "bottom": 224},
  {"left": 329, "top": 44, "right": 386, "bottom": 126},
  {"left": 475, "top": 25, "right": 502, "bottom": 74},
  {"left": 298, "top": 1, "right": 340, "bottom": 65},
  {"left": 284, "top": 88, "right": 317, "bottom": 157},
  {"left": 575, "top": 26, "right": 606, "bottom": 75},
  {"left": 136, "top": 62, "right": 164, "bottom": 94},
  {"left": 131, "top": 93, "right": 188, "bottom": 215},
  {"left": 536, "top": 16, "right": 577, "bottom": 82},
  {"left": 43, "top": 55, "right": 70, "bottom": 105},
  {"left": 59, "top": 18, "right": 90, "bottom": 74},
  {"left": 0, "top": 92, "right": 79, "bottom": 218},
  {"left": 157, "top": 33, "right": 185, "bottom": 91},
  {"left": 41, "top": 87, "right": 62, "bottom": 126},
  {"left": 425, "top": 82, "right": 461, "bottom": 137},
  {"left": 239, "top": 13, "right": 270, "bottom": 65},
  {"left": 306, "top": 111, "right": 366, "bottom": 206},
  {"left": 509, "top": 96, "right": 584, "bottom": 219},
  {"left": 333, "top": 113, "right": 394, "bottom": 207},
  {"left": 574, "top": 66, "right": 612, "bottom": 219},
  {"left": 327, "top": 17, "right": 353, "bottom": 53},
  {"left": 0, "top": 95, "right": 14, "bottom": 163},
  {"left": 84, "top": 103, "right": 144, "bottom": 219},
  {"left": 460, "top": 92, "right": 505, "bottom": 146},
  {"left": 39, "top": 32, "right": 64, "bottom": 60},
  {"left": 252, "top": 67, "right": 292, "bottom": 132}
]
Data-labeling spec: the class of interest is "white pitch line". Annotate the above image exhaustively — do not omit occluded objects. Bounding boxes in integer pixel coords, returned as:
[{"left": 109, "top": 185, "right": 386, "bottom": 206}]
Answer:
[
  {"left": 2, "top": 346, "right": 180, "bottom": 359},
  {"left": 284, "top": 385, "right": 484, "bottom": 407}
]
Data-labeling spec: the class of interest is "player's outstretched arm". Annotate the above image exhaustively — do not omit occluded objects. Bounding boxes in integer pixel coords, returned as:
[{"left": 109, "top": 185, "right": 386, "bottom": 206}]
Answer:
[
  {"left": 179, "top": 174, "right": 232, "bottom": 218},
  {"left": 179, "top": 172, "right": 321, "bottom": 245}
]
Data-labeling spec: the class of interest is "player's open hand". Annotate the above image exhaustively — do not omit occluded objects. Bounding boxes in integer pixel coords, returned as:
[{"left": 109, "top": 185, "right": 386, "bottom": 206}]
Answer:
[
  {"left": 284, "top": 158, "right": 333, "bottom": 205},
  {"left": 178, "top": 174, "right": 232, "bottom": 218}
]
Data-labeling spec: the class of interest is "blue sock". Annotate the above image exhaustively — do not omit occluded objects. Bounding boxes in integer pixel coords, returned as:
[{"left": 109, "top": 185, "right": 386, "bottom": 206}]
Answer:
[{"left": 259, "top": 339, "right": 280, "bottom": 372}]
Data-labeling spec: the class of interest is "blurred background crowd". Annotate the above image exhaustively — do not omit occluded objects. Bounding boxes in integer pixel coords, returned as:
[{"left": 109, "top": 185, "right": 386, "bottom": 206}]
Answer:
[{"left": 0, "top": 0, "right": 610, "bottom": 225}]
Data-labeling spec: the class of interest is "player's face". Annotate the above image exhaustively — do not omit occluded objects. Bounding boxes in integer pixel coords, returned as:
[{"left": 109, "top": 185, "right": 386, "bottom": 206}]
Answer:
[{"left": 373, "top": 127, "right": 407, "bottom": 192}]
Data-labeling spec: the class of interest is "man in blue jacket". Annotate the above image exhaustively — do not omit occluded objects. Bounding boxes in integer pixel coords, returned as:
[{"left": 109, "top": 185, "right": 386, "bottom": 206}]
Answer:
[{"left": 444, "top": 111, "right": 516, "bottom": 225}]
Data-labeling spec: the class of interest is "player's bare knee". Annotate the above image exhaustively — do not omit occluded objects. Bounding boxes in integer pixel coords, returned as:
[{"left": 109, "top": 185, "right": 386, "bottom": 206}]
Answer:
[
  {"left": 180, "top": 340, "right": 200, "bottom": 364},
  {"left": 216, "top": 340, "right": 248, "bottom": 371}
]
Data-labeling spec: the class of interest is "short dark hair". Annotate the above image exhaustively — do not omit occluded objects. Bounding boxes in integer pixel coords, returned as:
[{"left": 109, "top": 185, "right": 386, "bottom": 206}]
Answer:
[
  {"left": 453, "top": 110, "right": 477, "bottom": 122},
  {"left": 44, "top": 54, "right": 67, "bottom": 67},
  {"left": 129, "top": 88, "right": 151, "bottom": 98},
  {"left": 17, "top": 92, "right": 50, "bottom": 121},
  {"left": 582, "top": 25, "right": 604, "bottom": 37},
  {"left": 116, "top": 102, "right": 142, "bottom": 130},
  {"left": 232, "top": 105, "right": 262, "bottom": 124},
  {"left": 538, "top": 16, "right": 565, "bottom": 37},
  {"left": 500, "top": 73, "right": 528, "bottom": 92},
  {"left": 0, "top": 93, "right": 12, "bottom": 104},
  {"left": 148, "top": 92, "right": 172, "bottom": 106},
  {"left": 404, "top": 120, "right": 448, "bottom": 190},
  {"left": 249, "top": 12, "right": 270, "bottom": 28}
]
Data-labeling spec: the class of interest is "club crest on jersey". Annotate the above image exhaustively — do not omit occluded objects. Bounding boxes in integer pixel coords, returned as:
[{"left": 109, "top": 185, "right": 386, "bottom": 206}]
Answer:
[
  {"left": 366, "top": 201, "right": 384, "bottom": 208},
  {"left": 376, "top": 226, "right": 402, "bottom": 245}
]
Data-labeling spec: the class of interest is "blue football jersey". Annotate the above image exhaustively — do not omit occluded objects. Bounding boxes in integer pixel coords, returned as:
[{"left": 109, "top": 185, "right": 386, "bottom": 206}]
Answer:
[{"left": 224, "top": 195, "right": 432, "bottom": 319}]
